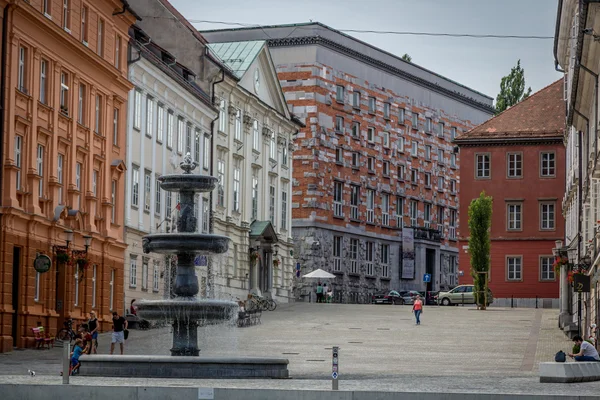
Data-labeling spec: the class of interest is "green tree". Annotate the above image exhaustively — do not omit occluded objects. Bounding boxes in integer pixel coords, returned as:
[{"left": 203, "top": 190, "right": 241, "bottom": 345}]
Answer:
[
  {"left": 401, "top": 53, "right": 412, "bottom": 62},
  {"left": 495, "top": 60, "right": 532, "bottom": 115},
  {"left": 468, "top": 191, "right": 493, "bottom": 310}
]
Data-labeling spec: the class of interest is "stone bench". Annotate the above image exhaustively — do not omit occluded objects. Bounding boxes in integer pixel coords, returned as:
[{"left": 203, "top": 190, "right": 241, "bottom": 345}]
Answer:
[{"left": 540, "top": 362, "right": 600, "bottom": 382}]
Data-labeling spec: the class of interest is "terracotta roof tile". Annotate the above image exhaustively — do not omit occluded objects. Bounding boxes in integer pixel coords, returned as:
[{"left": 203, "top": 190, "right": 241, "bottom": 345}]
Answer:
[{"left": 455, "top": 79, "right": 565, "bottom": 143}]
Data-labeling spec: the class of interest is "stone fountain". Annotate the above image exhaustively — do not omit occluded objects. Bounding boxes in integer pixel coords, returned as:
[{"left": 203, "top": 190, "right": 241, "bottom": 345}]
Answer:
[{"left": 79, "top": 154, "right": 289, "bottom": 378}]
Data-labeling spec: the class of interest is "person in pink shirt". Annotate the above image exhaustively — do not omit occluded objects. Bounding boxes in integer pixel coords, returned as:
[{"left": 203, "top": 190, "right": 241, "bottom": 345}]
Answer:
[{"left": 412, "top": 295, "right": 423, "bottom": 325}]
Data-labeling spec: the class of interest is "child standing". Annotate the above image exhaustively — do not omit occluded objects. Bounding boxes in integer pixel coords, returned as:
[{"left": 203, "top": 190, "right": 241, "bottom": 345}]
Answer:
[{"left": 70, "top": 339, "right": 84, "bottom": 375}]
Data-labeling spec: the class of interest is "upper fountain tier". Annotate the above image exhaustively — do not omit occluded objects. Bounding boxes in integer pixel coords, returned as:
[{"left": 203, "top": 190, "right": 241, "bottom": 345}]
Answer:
[
  {"left": 142, "top": 233, "right": 229, "bottom": 255},
  {"left": 159, "top": 153, "right": 217, "bottom": 193}
]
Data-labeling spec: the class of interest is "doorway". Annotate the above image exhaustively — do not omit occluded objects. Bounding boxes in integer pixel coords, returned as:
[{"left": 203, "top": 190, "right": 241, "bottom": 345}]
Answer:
[
  {"left": 11, "top": 247, "right": 21, "bottom": 347},
  {"left": 425, "top": 248, "right": 435, "bottom": 293}
]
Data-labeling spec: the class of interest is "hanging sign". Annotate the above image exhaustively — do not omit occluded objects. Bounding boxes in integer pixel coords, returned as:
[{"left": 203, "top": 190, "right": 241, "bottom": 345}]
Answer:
[{"left": 34, "top": 254, "right": 52, "bottom": 273}]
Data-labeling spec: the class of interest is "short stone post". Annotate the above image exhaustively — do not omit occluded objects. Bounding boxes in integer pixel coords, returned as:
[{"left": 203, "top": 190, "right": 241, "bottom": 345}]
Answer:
[{"left": 62, "top": 342, "right": 70, "bottom": 384}]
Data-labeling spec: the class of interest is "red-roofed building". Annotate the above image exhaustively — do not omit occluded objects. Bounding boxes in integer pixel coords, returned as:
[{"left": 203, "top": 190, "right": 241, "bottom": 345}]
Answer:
[{"left": 454, "top": 79, "right": 565, "bottom": 307}]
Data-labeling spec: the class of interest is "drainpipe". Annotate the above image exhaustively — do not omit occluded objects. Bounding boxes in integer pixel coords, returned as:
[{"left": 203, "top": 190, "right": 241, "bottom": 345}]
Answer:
[
  {"left": 209, "top": 68, "right": 225, "bottom": 235},
  {"left": 554, "top": 0, "right": 566, "bottom": 72},
  {"left": 0, "top": 5, "right": 10, "bottom": 207}
]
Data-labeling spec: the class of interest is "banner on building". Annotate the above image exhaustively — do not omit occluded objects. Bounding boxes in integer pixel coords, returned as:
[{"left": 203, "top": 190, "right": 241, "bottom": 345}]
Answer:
[{"left": 401, "top": 228, "right": 415, "bottom": 279}]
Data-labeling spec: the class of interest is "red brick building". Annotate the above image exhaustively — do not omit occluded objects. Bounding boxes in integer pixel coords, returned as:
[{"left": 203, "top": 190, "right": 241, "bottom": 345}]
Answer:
[{"left": 455, "top": 79, "right": 565, "bottom": 306}]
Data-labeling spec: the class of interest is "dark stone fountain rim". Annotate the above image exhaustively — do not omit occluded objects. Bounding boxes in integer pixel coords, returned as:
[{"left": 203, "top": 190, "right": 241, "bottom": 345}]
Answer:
[{"left": 79, "top": 354, "right": 290, "bottom": 365}]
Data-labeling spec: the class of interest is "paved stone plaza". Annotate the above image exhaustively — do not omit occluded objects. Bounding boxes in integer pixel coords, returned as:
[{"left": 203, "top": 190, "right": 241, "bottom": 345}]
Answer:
[{"left": 3, "top": 303, "right": 600, "bottom": 396}]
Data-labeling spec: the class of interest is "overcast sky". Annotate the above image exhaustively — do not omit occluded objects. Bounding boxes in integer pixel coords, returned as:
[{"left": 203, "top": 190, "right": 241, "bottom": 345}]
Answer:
[{"left": 167, "top": 0, "right": 562, "bottom": 102}]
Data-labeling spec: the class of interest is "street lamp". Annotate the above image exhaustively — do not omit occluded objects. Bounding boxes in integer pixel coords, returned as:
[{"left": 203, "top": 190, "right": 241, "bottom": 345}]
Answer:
[
  {"left": 64, "top": 229, "right": 74, "bottom": 248},
  {"left": 83, "top": 235, "right": 92, "bottom": 253}
]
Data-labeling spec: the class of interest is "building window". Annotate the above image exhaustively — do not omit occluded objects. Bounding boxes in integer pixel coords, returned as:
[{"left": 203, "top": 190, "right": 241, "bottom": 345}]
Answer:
[
  {"left": 366, "top": 189, "right": 375, "bottom": 223},
  {"left": 398, "top": 137, "right": 404, "bottom": 152},
  {"left": 412, "top": 112, "right": 418, "bottom": 128},
  {"left": 410, "top": 200, "right": 418, "bottom": 226},
  {"left": 366, "top": 242, "right": 374, "bottom": 276},
  {"left": 437, "top": 206, "right": 444, "bottom": 232},
  {"left": 450, "top": 179, "right": 457, "bottom": 193},
  {"left": 15, "top": 136, "right": 22, "bottom": 191},
  {"left": 381, "top": 244, "right": 390, "bottom": 277},
  {"left": 367, "top": 127, "right": 375, "bottom": 142},
  {"left": 233, "top": 162, "right": 240, "bottom": 212},
  {"left": 507, "top": 203, "right": 522, "bottom": 230},
  {"left": 425, "top": 118, "right": 432, "bottom": 133},
  {"left": 450, "top": 153, "right": 456, "bottom": 168},
  {"left": 383, "top": 161, "right": 390, "bottom": 176},
  {"left": 217, "top": 157, "right": 225, "bottom": 207},
  {"left": 540, "top": 256, "right": 555, "bottom": 281},
  {"left": 165, "top": 191, "right": 172, "bottom": 218},
  {"left": 476, "top": 153, "right": 490, "bottom": 178},
  {"left": 57, "top": 154, "right": 64, "bottom": 203},
  {"left": 333, "top": 181, "right": 343, "bottom": 217},
  {"left": 91, "top": 264, "right": 97, "bottom": 307},
  {"left": 155, "top": 176, "right": 161, "bottom": 216},
  {"left": 177, "top": 117, "right": 184, "bottom": 154},
  {"left": 507, "top": 256, "right": 522, "bottom": 281},
  {"left": 540, "top": 202, "right": 555, "bottom": 230},
  {"left": 333, "top": 236, "right": 342, "bottom": 272},
  {"left": 541, "top": 152, "right": 556, "bottom": 177},
  {"left": 507, "top": 152, "right": 522, "bottom": 178},
  {"left": 383, "top": 103, "right": 390, "bottom": 119},
  {"left": 438, "top": 148, "right": 445, "bottom": 164},
  {"left": 437, "top": 176, "right": 445, "bottom": 191},
  {"left": 424, "top": 173, "right": 431, "bottom": 187},
  {"left": 282, "top": 141, "right": 288, "bottom": 166},
  {"left": 92, "top": 169, "right": 98, "bottom": 197},
  {"left": 202, "top": 198, "right": 209, "bottom": 233},
  {"left": 269, "top": 179, "right": 276, "bottom": 225},
  {"left": 411, "top": 141, "right": 418, "bottom": 157},
  {"left": 203, "top": 135, "right": 210, "bottom": 170},
  {"left": 381, "top": 193, "right": 389, "bottom": 226},
  {"left": 109, "top": 270, "right": 114, "bottom": 311},
  {"left": 144, "top": 171, "right": 151, "bottom": 212},
  {"left": 352, "top": 91, "right": 360, "bottom": 108},
  {"left": 78, "top": 84, "right": 85, "bottom": 124},
  {"left": 351, "top": 122, "right": 360, "bottom": 138},
  {"left": 219, "top": 99, "right": 226, "bottom": 132},
  {"left": 81, "top": 5, "right": 88, "bottom": 44},
  {"left": 368, "top": 97, "right": 376, "bottom": 113},
  {"left": 335, "top": 116, "right": 344, "bottom": 134},
  {"left": 186, "top": 123, "right": 192, "bottom": 153},
  {"left": 111, "top": 179, "right": 117, "bottom": 223},
  {"left": 37, "top": 145, "right": 44, "bottom": 198},
  {"left": 398, "top": 108, "right": 405, "bottom": 124},
  {"left": 336, "top": 85, "right": 344, "bottom": 102},
  {"left": 252, "top": 120, "right": 259, "bottom": 151},
  {"left": 97, "top": 18, "right": 104, "bottom": 57},
  {"left": 252, "top": 169, "right": 258, "bottom": 221},
  {"left": 153, "top": 262, "right": 160, "bottom": 292},
  {"left": 115, "top": 35, "right": 121, "bottom": 69},
  {"left": 411, "top": 169, "right": 418, "bottom": 184},
  {"left": 281, "top": 189, "right": 288, "bottom": 230},
  {"left": 62, "top": 0, "right": 70, "bottom": 31},
  {"left": 234, "top": 109, "right": 242, "bottom": 141},
  {"left": 94, "top": 94, "right": 102, "bottom": 134},
  {"left": 424, "top": 203, "right": 431, "bottom": 228},
  {"left": 194, "top": 130, "right": 201, "bottom": 163},
  {"left": 166, "top": 111, "right": 174, "bottom": 149},
  {"left": 133, "top": 89, "right": 142, "bottom": 129},
  {"left": 383, "top": 131, "right": 390, "bottom": 147},
  {"left": 132, "top": 166, "right": 139, "bottom": 207},
  {"left": 75, "top": 162, "right": 82, "bottom": 191},
  {"left": 60, "top": 72, "right": 69, "bottom": 114},
  {"left": 113, "top": 108, "right": 119, "bottom": 146},
  {"left": 367, "top": 156, "right": 375, "bottom": 172},
  {"left": 396, "top": 196, "right": 404, "bottom": 227},
  {"left": 129, "top": 256, "right": 137, "bottom": 287},
  {"left": 40, "top": 59, "right": 48, "bottom": 104},
  {"left": 397, "top": 164, "right": 405, "bottom": 180},
  {"left": 350, "top": 185, "right": 360, "bottom": 220},
  {"left": 352, "top": 152, "right": 359, "bottom": 168},
  {"left": 269, "top": 131, "right": 276, "bottom": 160},
  {"left": 74, "top": 269, "right": 79, "bottom": 306},
  {"left": 438, "top": 122, "right": 444, "bottom": 137},
  {"left": 146, "top": 96, "right": 154, "bottom": 138},
  {"left": 425, "top": 145, "right": 432, "bottom": 160},
  {"left": 449, "top": 209, "right": 457, "bottom": 239},
  {"left": 142, "top": 260, "right": 148, "bottom": 290},
  {"left": 349, "top": 238, "right": 358, "bottom": 274},
  {"left": 154, "top": 105, "right": 165, "bottom": 144},
  {"left": 451, "top": 127, "right": 457, "bottom": 140}
]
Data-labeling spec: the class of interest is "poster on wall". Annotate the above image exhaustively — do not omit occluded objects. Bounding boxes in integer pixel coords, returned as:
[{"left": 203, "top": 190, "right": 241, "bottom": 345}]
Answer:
[{"left": 401, "top": 228, "right": 415, "bottom": 279}]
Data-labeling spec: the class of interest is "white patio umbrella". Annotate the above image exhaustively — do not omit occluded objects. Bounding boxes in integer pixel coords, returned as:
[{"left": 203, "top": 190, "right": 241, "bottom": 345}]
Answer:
[{"left": 302, "top": 268, "right": 336, "bottom": 279}]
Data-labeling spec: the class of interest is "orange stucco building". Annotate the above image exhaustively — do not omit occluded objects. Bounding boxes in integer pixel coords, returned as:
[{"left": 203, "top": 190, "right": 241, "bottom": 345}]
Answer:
[{"left": 0, "top": 0, "right": 137, "bottom": 352}]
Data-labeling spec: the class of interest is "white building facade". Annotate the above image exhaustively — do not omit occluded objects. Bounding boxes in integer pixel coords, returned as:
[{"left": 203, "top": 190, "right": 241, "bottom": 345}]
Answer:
[
  {"left": 207, "top": 41, "right": 299, "bottom": 302},
  {"left": 123, "top": 28, "right": 217, "bottom": 311}
]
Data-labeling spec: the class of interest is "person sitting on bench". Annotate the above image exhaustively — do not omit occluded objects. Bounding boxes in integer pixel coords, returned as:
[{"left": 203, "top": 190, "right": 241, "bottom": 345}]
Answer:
[{"left": 569, "top": 335, "right": 600, "bottom": 362}]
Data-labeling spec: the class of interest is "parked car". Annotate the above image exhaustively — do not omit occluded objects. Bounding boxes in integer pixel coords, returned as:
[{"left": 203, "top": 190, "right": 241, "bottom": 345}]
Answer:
[
  {"left": 398, "top": 290, "right": 422, "bottom": 305},
  {"left": 371, "top": 290, "right": 404, "bottom": 305},
  {"left": 436, "top": 285, "right": 493, "bottom": 306}
]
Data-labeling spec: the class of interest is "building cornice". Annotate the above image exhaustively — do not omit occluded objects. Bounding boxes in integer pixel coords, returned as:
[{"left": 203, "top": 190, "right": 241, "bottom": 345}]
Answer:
[
  {"left": 455, "top": 137, "right": 564, "bottom": 147},
  {"left": 267, "top": 35, "right": 495, "bottom": 115}
]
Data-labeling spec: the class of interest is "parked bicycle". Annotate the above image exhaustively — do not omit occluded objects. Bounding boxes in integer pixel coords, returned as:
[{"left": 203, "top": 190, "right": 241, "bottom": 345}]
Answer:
[
  {"left": 246, "top": 294, "right": 277, "bottom": 311},
  {"left": 57, "top": 319, "right": 78, "bottom": 342}
]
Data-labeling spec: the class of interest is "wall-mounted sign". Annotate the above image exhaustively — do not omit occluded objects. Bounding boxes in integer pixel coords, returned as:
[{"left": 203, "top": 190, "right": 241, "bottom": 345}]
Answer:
[
  {"left": 34, "top": 254, "right": 52, "bottom": 273},
  {"left": 573, "top": 274, "right": 590, "bottom": 293}
]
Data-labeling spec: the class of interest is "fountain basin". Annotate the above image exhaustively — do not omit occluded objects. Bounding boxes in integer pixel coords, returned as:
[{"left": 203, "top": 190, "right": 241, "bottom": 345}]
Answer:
[
  {"left": 142, "top": 233, "right": 229, "bottom": 254},
  {"left": 78, "top": 355, "right": 289, "bottom": 379},
  {"left": 158, "top": 175, "right": 218, "bottom": 192},
  {"left": 135, "top": 299, "right": 238, "bottom": 322}
]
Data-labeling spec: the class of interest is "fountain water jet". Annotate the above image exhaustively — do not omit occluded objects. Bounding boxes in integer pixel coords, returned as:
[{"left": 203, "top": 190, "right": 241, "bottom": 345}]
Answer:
[{"left": 78, "top": 154, "right": 289, "bottom": 378}]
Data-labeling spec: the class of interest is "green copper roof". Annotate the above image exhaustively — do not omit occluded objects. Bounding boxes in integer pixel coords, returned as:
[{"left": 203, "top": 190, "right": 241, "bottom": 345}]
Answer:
[
  {"left": 249, "top": 220, "right": 272, "bottom": 237},
  {"left": 207, "top": 41, "right": 265, "bottom": 79}
]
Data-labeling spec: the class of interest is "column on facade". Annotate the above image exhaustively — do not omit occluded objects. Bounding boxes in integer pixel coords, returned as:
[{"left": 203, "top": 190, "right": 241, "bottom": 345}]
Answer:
[
  {"left": 2, "top": 32, "right": 19, "bottom": 207},
  {"left": 125, "top": 88, "right": 134, "bottom": 227}
]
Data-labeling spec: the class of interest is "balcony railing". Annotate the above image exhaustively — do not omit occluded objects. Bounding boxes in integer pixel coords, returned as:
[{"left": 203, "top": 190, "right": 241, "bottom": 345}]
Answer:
[
  {"left": 366, "top": 209, "right": 374, "bottom": 223},
  {"left": 449, "top": 226, "right": 456, "bottom": 240},
  {"left": 350, "top": 205, "right": 359, "bottom": 220},
  {"left": 413, "top": 226, "right": 442, "bottom": 242},
  {"left": 333, "top": 201, "right": 343, "bottom": 217}
]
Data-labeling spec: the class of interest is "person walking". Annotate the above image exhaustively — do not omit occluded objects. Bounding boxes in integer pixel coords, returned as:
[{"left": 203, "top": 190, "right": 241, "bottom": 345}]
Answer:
[
  {"left": 88, "top": 311, "right": 99, "bottom": 354},
  {"left": 110, "top": 311, "right": 128, "bottom": 355},
  {"left": 316, "top": 282, "right": 323, "bottom": 303},
  {"left": 413, "top": 294, "right": 423, "bottom": 325}
]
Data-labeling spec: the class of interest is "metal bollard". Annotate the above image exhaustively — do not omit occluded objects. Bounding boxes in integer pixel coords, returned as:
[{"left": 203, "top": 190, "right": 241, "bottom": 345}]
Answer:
[
  {"left": 536, "top": 296, "right": 538, "bottom": 309},
  {"left": 332, "top": 346, "right": 339, "bottom": 390},
  {"left": 511, "top": 295, "right": 514, "bottom": 308},
  {"left": 62, "top": 342, "right": 70, "bottom": 384},
  {"left": 461, "top": 293, "right": 464, "bottom": 306}
]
